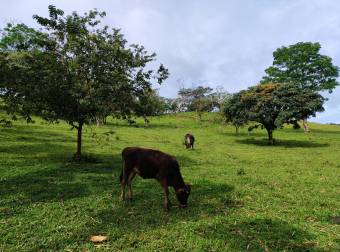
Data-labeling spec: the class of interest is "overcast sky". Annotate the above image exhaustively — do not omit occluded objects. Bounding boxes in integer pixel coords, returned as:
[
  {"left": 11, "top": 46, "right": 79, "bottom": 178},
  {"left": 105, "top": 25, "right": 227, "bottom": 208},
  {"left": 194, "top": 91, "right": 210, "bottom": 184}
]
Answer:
[{"left": 1, "top": 0, "right": 339, "bottom": 123}]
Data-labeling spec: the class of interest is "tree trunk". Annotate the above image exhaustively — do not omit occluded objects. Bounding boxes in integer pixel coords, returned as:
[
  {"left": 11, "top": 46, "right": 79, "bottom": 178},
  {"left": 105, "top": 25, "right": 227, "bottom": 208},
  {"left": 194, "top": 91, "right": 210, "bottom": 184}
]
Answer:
[
  {"left": 266, "top": 127, "right": 274, "bottom": 144},
  {"left": 74, "top": 122, "right": 83, "bottom": 161},
  {"left": 197, "top": 111, "right": 202, "bottom": 121},
  {"left": 303, "top": 118, "right": 310, "bottom": 133},
  {"left": 235, "top": 126, "right": 239, "bottom": 135},
  {"left": 144, "top": 116, "right": 149, "bottom": 127}
]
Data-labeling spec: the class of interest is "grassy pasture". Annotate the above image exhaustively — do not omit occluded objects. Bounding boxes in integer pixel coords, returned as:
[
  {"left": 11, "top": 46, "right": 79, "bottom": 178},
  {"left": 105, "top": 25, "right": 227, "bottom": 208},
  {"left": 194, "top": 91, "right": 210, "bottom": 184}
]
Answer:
[{"left": 0, "top": 112, "right": 339, "bottom": 251}]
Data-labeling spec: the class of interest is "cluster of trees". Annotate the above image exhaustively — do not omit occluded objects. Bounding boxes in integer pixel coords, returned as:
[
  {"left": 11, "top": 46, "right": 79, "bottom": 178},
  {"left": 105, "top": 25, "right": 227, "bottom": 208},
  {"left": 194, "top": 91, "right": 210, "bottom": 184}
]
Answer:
[
  {"left": 163, "top": 86, "right": 231, "bottom": 119},
  {"left": 224, "top": 42, "right": 339, "bottom": 143},
  {"left": 0, "top": 6, "right": 168, "bottom": 160}
]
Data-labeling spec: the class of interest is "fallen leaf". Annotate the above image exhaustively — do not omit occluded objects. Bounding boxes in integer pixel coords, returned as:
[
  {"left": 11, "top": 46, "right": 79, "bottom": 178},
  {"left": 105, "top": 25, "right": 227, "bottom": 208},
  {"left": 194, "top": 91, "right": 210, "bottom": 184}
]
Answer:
[{"left": 90, "top": 235, "right": 107, "bottom": 243}]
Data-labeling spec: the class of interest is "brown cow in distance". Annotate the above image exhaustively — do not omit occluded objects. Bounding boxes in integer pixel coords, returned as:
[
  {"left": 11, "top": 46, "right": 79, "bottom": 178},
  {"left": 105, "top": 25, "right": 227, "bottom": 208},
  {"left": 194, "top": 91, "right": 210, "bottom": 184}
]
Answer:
[
  {"left": 184, "top": 133, "right": 195, "bottom": 149},
  {"left": 120, "top": 147, "right": 191, "bottom": 210}
]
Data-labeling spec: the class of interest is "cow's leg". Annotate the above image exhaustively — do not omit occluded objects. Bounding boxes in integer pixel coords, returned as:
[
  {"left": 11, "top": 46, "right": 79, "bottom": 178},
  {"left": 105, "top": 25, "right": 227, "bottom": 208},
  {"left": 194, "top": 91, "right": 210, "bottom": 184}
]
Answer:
[
  {"left": 120, "top": 177, "right": 127, "bottom": 201},
  {"left": 120, "top": 161, "right": 131, "bottom": 201},
  {"left": 185, "top": 137, "right": 189, "bottom": 149},
  {"left": 127, "top": 171, "right": 136, "bottom": 200},
  {"left": 160, "top": 179, "right": 170, "bottom": 211}
]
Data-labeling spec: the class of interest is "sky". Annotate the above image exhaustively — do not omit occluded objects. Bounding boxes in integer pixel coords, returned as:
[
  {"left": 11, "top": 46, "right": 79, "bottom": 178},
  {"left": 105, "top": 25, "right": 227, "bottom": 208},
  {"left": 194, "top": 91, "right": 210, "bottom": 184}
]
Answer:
[{"left": 1, "top": 0, "right": 339, "bottom": 123}]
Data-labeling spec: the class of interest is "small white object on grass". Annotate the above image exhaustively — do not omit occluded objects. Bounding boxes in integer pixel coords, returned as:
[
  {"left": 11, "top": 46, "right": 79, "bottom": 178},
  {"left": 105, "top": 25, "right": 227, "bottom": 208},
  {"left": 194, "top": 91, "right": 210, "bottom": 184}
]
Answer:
[{"left": 90, "top": 235, "right": 107, "bottom": 243}]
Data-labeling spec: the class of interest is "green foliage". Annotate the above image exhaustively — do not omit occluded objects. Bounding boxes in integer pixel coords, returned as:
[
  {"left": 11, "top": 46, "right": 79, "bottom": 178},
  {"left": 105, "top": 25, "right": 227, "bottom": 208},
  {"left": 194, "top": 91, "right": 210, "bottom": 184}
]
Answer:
[
  {"left": 224, "top": 83, "right": 325, "bottom": 143},
  {"left": 0, "top": 113, "right": 339, "bottom": 251},
  {"left": 292, "top": 120, "right": 301, "bottom": 130},
  {"left": 262, "top": 42, "right": 339, "bottom": 93},
  {"left": 163, "top": 98, "right": 178, "bottom": 113},
  {"left": 177, "top": 86, "right": 217, "bottom": 120},
  {"left": 133, "top": 89, "right": 166, "bottom": 126},
  {"left": 0, "top": 5, "right": 168, "bottom": 159},
  {"left": 223, "top": 92, "right": 248, "bottom": 133},
  {"left": 0, "top": 118, "right": 12, "bottom": 127}
]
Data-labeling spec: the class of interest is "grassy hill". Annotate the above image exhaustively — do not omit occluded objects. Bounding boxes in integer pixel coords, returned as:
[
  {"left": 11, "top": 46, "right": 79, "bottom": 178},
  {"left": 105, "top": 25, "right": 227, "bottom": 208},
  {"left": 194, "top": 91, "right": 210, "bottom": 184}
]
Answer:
[{"left": 0, "top": 112, "right": 339, "bottom": 251}]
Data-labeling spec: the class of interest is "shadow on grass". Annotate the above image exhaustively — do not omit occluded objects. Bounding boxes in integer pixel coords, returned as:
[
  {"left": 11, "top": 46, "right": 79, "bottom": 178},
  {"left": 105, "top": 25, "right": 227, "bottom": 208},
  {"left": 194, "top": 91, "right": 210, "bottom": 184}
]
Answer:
[
  {"left": 0, "top": 123, "right": 119, "bottom": 163},
  {"left": 176, "top": 154, "right": 197, "bottom": 168},
  {"left": 0, "top": 124, "right": 74, "bottom": 143},
  {"left": 106, "top": 121, "right": 183, "bottom": 130},
  {"left": 236, "top": 138, "right": 329, "bottom": 148},
  {"left": 220, "top": 131, "right": 266, "bottom": 138},
  {"left": 194, "top": 218, "right": 320, "bottom": 251},
  {"left": 89, "top": 180, "right": 239, "bottom": 236},
  {"left": 0, "top": 150, "right": 121, "bottom": 218}
]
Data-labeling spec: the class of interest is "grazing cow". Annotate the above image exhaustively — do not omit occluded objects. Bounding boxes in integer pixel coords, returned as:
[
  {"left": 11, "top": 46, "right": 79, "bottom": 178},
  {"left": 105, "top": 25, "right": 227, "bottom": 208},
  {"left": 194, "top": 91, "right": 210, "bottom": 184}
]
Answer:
[
  {"left": 120, "top": 147, "right": 191, "bottom": 210},
  {"left": 184, "top": 133, "right": 195, "bottom": 149}
]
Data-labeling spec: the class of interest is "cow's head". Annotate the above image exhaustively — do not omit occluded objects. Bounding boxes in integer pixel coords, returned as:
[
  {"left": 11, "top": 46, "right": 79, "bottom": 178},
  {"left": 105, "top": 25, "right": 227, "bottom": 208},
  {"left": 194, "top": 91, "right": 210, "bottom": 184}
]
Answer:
[{"left": 176, "top": 184, "right": 191, "bottom": 207}]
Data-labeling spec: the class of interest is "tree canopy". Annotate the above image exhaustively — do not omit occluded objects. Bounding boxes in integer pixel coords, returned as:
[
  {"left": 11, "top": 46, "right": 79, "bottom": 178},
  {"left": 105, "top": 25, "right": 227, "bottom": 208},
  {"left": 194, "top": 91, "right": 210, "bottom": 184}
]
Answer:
[
  {"left": 0, "top": 5, "right": 168, "bottom": 160},
  {"left": 223, "top": 92, "right": 248, "bottom": 134},
  {"left": 133, "top": 89, "right": 167, "bottom": 126},
  {"left": 224, "top": 83, "right": 325, "bottom": 143},
  {"left": 262, "top": 42, "right": 339, "bottom": 93}
]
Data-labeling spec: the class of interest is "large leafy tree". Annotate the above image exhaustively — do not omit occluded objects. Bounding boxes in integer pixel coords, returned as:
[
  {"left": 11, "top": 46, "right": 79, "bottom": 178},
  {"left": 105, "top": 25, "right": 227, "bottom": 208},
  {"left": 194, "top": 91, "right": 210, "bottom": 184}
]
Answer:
[
  {"left": 0, "top": 6, "right": 168, "bottom": 160},
  {"left": 225, "top": 83, "right": 325, "bottom": 144},
  {"left": 262, "top": 42, "right": 339, "bottom": 131},
  {"left": 223, "top": 92, "right": 248, "bottom": 134}
]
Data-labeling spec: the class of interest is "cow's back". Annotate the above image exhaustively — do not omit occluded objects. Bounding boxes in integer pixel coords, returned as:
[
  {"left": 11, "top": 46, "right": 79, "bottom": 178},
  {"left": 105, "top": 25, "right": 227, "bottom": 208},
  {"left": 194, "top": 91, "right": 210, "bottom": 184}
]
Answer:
[{"left": 122, "top": 147, "right": 178, "bottom": 179}]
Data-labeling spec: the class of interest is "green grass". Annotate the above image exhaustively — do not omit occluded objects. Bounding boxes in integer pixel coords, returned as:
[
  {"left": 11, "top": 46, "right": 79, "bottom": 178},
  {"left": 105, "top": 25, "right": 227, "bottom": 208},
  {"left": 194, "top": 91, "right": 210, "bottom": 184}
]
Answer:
[{"left": 0, "top": 112, "right": 339, "bottom": 251}]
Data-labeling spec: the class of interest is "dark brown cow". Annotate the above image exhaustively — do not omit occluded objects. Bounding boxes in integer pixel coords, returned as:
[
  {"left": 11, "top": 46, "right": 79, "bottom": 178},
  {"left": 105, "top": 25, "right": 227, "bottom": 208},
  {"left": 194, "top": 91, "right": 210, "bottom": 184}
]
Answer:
[
  {"left": 120, "top": 147, "right": 191, "bottom": 210},
  {"left": 184, "top": 133, "right": 195, "bottom": 149}
]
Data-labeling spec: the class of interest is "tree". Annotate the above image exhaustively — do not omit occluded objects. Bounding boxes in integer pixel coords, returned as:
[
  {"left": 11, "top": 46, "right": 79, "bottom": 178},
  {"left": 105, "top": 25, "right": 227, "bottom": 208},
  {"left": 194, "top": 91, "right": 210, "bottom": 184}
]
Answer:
[
  {"left": 223, "top": 92, "right": 248, "bottom": 134},
  {"left": 0, "top": 6, "right": 168, "bottom": 160},
  {"left": 176, "top": 87, "right": 194, "bottom": 112},
  {"left": 225, "top": 83, "right": 325, "bottom": 144},
  {"left": 210, "top": 86, "right": 231, "bottom": 111},
  {"left": 163, "top": 98, "right": 178, "bottom": 113},
  {"left": 133, "top": 89, "right": 166, "bottom": 127},
  {"left": 262, "top": 42, "right": 339, "bottom": 132},
  {"left": 177, "top": 86, "right": 215, "bottom": 120}
]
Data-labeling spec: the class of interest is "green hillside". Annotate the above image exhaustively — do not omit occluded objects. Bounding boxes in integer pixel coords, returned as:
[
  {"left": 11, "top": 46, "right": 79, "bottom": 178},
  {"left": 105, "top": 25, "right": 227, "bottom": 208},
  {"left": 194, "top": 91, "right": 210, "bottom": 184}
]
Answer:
[{"left": 0, "top": 113, "right": 339, "bottom": 251}]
